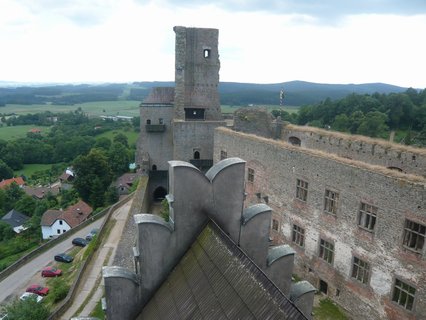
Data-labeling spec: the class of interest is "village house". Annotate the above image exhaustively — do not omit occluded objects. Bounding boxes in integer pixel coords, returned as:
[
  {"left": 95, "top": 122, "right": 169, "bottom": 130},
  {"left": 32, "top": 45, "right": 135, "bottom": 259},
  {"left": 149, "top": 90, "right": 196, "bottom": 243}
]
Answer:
[
  {"left": 1, "top": 209, "right": 29, "bottom": 233},
  {"left": 40, "top": 200, "right": 92, "bottom": 239}
]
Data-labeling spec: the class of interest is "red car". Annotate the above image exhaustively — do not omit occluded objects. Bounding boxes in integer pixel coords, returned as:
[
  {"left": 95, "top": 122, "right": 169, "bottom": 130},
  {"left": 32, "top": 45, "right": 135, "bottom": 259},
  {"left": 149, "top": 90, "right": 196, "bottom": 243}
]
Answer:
[
  {"left": 41, "top": 266, "right": 62, "bottom": 277},
  {"left": 26, "top": 284, "right": 49, "bottom": 296}
]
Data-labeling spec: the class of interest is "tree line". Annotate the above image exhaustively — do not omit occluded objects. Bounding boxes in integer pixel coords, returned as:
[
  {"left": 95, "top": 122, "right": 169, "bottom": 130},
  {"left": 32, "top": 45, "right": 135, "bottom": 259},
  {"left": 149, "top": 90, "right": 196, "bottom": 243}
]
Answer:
[{"left": 272, "top": 88, "right": 426, "bottom": 145}]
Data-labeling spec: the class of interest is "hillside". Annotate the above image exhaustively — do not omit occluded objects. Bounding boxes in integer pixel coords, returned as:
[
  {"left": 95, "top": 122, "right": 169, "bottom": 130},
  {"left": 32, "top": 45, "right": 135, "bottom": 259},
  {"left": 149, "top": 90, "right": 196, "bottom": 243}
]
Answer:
[{"left": 0, "top": 81, "right": 409, "bottom": 107}]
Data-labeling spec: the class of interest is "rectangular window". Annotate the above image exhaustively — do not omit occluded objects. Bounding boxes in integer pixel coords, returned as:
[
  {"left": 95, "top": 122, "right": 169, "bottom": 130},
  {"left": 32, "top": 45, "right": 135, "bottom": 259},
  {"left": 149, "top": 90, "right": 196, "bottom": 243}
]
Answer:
[
  {"left": 324, "top": 189, "right": 339, "bottom": 215},
  {"left": 272, "top": 219, "right": 279, "bottom": 231},
  {"left": 57, "top": 229, "right": 60, "bottom": 234},
  {"left": 319, "top": 238, "right": 334, "bottom": 264},
  {"left": 220, "top": 150, "right": 227, "bottom": 160},
  {"left": 351, "top": 256, "right": 370, "bottom": 284},
  {"left": 292, "top": 224, "right": 305, "bottom": 247},
  {"left": 402, "top": 219, "right": 425, "bottom": 254},
  {"left": 392, "top": 278, "right": 416, "bottom": 311},
  {"left": 358, "top": 202, "right": 377, "bottom": 232},
  {"left": 247, "top": 168, "right": 254, "bottom": 183},
  {"left": 59, "top": 220, "right": 63, "bottom": 225},
  {"left": 296, "top": 179, "right": 308, "bottom": 202}
]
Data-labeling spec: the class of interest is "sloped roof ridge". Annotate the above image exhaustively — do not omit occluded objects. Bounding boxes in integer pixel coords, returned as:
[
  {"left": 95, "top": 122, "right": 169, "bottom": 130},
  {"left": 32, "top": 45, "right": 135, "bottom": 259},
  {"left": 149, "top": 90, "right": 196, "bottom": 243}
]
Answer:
[{"left": 205, "top": 220, "right": 307, "bottom": 319}]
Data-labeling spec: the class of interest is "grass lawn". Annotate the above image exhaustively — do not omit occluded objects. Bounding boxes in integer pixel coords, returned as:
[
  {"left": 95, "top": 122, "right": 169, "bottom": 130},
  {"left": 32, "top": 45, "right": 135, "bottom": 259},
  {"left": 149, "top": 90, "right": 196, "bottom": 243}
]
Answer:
[
  {"left": 14, "top": 163, "right": 59, "bottom": 178},
  {"left": 96, "top": 129, "right": 139, "bottom": 147},
  {"left": 2, "top": 100, "right": 141, "bottom": 118},
  {"left": 0, "top": 125, "right": 51, "bottom": 140},
  {"left": 313, "top": 297, "right": 348, "bottom": 320}
]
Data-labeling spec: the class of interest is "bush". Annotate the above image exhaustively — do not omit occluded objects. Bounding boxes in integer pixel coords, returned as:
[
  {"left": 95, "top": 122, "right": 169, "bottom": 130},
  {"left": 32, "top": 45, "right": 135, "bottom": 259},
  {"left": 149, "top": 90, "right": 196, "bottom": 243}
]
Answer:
[{"left": 49, "top": 278, "right": 70, "bottom": 303}]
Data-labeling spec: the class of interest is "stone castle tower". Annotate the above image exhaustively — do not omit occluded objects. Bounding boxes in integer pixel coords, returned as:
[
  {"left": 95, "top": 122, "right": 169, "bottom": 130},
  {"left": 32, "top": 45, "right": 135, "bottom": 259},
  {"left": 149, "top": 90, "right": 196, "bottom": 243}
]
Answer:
[{"left": 136, "top": 26, "right": 226, "bottom": 178}]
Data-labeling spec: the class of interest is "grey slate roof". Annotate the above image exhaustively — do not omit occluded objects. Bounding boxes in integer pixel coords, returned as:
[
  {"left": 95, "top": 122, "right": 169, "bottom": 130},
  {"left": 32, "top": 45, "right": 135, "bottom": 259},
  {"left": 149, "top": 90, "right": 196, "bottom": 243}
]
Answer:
[
  {"left": 137, "top": 221, "right": 307, "bottom": 320},
  {"left": 1, "top": 209, "right": 29, "bottom": 228}
]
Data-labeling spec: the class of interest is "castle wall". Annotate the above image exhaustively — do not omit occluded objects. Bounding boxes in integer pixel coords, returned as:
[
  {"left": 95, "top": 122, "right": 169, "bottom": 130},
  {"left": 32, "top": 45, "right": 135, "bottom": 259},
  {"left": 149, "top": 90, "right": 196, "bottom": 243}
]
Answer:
[
  {"left": 282, "top": 124, "right": 426, "bottom": 177},
  {"left": 138, "top": 106, "right": 174, "bottom": 171},
  {"left": 214, "top": 127, "right": 426, "bottom": 320},
  {"left": 173, "top": 120, "right": 226, "bottom": 162}
]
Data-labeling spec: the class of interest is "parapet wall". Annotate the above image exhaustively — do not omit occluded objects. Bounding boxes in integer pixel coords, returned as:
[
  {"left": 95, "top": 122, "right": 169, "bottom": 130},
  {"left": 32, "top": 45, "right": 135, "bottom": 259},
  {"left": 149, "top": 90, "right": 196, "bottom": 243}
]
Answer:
[{"left": 282, "top": 124, "right": 426, "bottom": 177}]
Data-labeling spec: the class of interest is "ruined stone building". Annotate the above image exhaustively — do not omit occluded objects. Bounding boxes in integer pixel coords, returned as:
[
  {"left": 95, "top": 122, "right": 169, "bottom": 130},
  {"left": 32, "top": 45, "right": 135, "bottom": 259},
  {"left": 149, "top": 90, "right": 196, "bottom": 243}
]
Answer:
[
  {"left": 216, "top": 113, "right": 426, "bottom": 320},
  {"left": 128, "top": 26, "right": 426, "bottom": 320}
]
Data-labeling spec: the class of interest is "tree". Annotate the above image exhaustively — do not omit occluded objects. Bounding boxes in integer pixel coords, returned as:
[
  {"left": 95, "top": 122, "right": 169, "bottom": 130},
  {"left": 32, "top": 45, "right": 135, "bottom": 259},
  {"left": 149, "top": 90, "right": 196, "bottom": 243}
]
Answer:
[
  {"left": 105, "top": 185, "right": 119, "bottom": 205},
  {"left": 332, "top": 114, "right": 350, "bottom": 132},
  {"left": 113, "top": 132, "right": 129, "bottom": 147},
  {"left": 357, "top": 111, "right": 389, "bottom": 138},
  {"left": 108, "top": 142, "right": 132, "bottom": 176},
  {"left": 14, "top": 195, "right": 37, "bottom": 216},
  {"left": 73, "top": 149, "right": 112, "bottom": 207},
  {"left": 0, "top": 160, "right": 13, "bottom": 180},
  {"left": 3, "top": 297, "right": 50, "bottom": 320},
  {"left": 0, "top": 221, "right": 14, "bottom": 241},
  {"left": 94, "top": 137, "right": 112, "bottom": 150}
]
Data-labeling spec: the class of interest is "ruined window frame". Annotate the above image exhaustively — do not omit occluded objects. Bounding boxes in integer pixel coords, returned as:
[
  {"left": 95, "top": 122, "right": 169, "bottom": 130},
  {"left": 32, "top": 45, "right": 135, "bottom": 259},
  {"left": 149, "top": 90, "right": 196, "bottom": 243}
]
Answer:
[
  {"left": 324, "top": 189, "right": 339, "bottom": 215},
  {"left": 391, "top": 278, "right": 416, "bottom": 311},
  {"left": 357, "top": 202, "right": 377, "bottom": 232},
  {"left": 272, "top": 219, "right": 279, "bottom": 232},
  {"left": 220, "top": 150, "right": 227, "bottom": 160},
  {"left": 351, "top": 256, "right": 370, "bottom": 285},
  {"left": 247, "top": 168, "right": 254, "bottom": 183},
  {"left": 296, "top": 179, "right": 308, "bottom": 202},
  {"left": 319, "top": 238, "right": 334, "bottom": 264},
  {"left": 402, "top": 219, "right": 425, "bottom": 255},
  {"left": 292, "top": 224, "right": 305, "bottom": 247}
]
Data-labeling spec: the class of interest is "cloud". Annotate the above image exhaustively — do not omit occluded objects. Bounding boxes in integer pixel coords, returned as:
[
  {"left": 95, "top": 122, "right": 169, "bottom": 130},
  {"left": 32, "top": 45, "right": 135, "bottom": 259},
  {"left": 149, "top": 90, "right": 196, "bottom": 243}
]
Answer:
[
  {"left": 143, "top": 0, "right": 426, "bottom": 22},
  {"left": 13, "top": 0, "right": 119, "bottom": 27}
]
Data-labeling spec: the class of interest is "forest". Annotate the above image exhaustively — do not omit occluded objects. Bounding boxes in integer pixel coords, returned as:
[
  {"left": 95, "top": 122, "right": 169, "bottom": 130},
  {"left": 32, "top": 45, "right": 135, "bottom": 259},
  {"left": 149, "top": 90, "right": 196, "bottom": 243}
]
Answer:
[{"left": 272, "top": 88, "right": 426, "bottom": 146}]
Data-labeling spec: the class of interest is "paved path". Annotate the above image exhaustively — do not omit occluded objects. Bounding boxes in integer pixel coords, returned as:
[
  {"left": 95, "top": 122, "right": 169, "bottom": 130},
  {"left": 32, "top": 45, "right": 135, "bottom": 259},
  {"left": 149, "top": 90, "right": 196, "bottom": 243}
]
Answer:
[
  {"left": 61, "top": 199, "right": 133, "bottom": 319},
  {"left": 0, "top": 218, "right": 105, "bottom": 305}
]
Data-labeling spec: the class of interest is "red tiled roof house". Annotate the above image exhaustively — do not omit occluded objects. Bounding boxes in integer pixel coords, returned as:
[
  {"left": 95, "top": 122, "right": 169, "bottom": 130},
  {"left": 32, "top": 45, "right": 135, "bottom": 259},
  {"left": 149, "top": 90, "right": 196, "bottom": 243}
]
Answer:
[{"left": 40, "top": 200, "right": 93, "bottom": 239}]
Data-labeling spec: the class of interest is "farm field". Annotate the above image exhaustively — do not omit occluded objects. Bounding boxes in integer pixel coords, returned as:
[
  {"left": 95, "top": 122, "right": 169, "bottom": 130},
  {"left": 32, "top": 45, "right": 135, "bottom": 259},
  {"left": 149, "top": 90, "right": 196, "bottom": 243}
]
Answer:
[
  {"left": 1, "top": 100, "right": 141, "bottom": 117},
  {"left": 0, "top": 124, "right": 51, "bottom": 140}
]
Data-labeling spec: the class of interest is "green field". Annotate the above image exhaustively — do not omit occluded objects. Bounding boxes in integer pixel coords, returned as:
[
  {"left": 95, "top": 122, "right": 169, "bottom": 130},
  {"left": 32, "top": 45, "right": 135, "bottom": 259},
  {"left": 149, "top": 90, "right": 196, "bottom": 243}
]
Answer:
[
  {"left": 0, "top": 124, "right": 51, "bottom": 140},
  {"left": 96, "top": 129, "right": 139, "bottom": 147},
  {"left": 14, "top": 163, "right": 61, "bottom": 178},
  {"left": 1, "top": 100, "right": 141, "bottom": 117}
]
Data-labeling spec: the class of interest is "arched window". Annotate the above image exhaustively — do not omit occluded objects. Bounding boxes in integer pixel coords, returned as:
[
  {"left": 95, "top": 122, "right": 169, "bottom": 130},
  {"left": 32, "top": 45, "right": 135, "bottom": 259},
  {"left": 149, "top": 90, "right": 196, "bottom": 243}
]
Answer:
[
  {"left": 194, "top": 151, "right": 200, "bottom": 159},
  {"left": 152, "top": 165, "right": 157, "bottom": 171},
  {"left": 146, "top": 119, "right": 151, "bottom": 124},
  {"left": 288, "top": 136, "right": 301, "bottom": 146}
]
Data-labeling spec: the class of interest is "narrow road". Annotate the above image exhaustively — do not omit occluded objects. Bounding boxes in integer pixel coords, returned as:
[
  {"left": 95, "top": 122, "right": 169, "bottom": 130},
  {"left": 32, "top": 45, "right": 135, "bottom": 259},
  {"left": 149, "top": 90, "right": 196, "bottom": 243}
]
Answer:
[
  {"left": 61, "top": 199, "right": 133, "bottom": 319},
  {"left": 0, "top": 217, "right": 105, "bottom": 305}
]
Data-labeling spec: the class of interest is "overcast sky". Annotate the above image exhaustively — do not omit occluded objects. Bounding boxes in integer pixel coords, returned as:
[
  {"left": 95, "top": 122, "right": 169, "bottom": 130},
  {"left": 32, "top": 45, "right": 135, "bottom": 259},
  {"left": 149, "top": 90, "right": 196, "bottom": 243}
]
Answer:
[{"left": 1, "top": 0, "right": 426, "bottom": 88}]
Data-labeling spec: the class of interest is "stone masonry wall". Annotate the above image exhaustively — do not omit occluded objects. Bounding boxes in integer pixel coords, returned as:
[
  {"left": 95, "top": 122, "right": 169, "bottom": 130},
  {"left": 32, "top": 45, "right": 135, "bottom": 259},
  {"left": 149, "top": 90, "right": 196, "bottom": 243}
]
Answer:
[
  {"left": 137, "top": 106, "right": 174, "bottom": 171},
  {"left": 173, "top": 120, "right": 226, "bottom": 162},
  {"left": 174, "top": 26, "right": 221, "bottom": 121},
  {"left": 214, "top": 127, "right": 426, "bottom": 320},
  {"left": 282, "top": 124, "right": 426, "bottom": 177}
]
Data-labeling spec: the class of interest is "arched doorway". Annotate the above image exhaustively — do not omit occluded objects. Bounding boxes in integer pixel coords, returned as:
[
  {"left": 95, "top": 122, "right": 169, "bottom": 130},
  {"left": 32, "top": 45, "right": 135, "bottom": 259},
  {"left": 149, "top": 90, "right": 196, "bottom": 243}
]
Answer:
[
  {"left": 153, "top": 186, "right": 167, "bottom": 202},
  {"left": 194, "top": 151, "right": 200, "bottom": 159}
]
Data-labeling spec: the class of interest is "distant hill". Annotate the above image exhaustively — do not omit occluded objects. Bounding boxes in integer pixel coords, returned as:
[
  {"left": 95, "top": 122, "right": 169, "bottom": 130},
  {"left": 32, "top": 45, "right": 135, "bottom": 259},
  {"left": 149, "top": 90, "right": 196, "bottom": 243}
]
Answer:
[{"left": 0, "top": 80, "right": 409, "bottom": 107}]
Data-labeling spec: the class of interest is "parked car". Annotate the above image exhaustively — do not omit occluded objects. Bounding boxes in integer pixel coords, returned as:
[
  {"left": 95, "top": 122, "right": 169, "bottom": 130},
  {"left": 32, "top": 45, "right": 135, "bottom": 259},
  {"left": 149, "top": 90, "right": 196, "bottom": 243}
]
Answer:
[
  {"left": 72, "top": 237, "right": 87, "bottom": 247},
  {"left": 41, "top": 266, "right": 62, "bottom": 277},
  {"left": 26, "top": 284, "right": 49, "bottom": 296},
  {"left": 85, "top": 228, "right": 99, "bottom": 241},
  {"left": 54, "top": 253, "right": 73, "bottom": 263},
  {"left": 19, "top": 292, "right": 43, "bottom": 303}
]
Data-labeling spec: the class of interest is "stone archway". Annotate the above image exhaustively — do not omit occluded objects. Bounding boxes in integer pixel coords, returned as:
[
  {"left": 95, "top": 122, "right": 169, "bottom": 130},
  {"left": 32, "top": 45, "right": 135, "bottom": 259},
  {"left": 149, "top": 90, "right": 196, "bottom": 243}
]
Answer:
[{"left": 153, "top": 186, "right": 167, "bottom": 202}]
